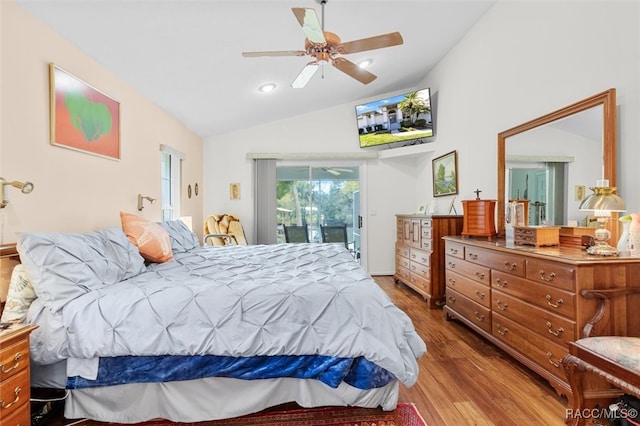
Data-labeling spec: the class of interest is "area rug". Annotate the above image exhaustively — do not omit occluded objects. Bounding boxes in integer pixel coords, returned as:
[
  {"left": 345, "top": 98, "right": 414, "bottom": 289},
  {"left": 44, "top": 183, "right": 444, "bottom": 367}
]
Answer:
[{"left": 101, "top": 403, "right": 427, "bottom": 426}]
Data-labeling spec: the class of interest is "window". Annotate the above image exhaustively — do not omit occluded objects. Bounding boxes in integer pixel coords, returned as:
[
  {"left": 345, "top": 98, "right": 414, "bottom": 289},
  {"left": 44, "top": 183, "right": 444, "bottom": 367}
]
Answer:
[{"left": 160, "top": 145, "right": 185, "bottom": 221}]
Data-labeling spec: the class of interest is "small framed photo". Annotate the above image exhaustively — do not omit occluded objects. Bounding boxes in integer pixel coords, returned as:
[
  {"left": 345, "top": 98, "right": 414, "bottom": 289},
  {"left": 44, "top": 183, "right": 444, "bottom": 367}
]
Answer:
[
  {"left": 230, "top": 183, "right": 241, "bottom": 200},
  {"left": 416, "top": 204, "right": 427, "bottom": 215},
  {"left": 432, "top": 150, "right": 458, "bottom": 197}
]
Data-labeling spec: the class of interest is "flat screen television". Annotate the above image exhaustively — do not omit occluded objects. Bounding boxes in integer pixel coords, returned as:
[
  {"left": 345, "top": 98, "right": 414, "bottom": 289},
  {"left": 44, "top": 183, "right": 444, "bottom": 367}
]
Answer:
[{"left": 355, "top": 87, "right": 434, "bottom": 149}]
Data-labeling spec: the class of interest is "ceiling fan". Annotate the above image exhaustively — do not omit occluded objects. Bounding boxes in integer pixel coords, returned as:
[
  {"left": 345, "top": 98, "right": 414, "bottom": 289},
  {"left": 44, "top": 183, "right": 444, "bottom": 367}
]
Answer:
[
  {"left": 322, "top": 167, "right": 354, "bottom": 176},
  {"left": 242, "top": 0, "right": 403, "bottom": 88}
]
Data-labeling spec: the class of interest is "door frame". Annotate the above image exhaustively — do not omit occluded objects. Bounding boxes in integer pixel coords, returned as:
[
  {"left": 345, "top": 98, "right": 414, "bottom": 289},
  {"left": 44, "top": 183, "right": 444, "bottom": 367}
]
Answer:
[{"left": 276, "top": 160, "right": 368, "bottom": 270}]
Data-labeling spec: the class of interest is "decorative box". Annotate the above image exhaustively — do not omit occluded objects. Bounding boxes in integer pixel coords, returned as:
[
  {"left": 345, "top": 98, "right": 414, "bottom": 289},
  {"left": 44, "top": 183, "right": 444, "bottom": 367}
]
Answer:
[
  {"left": 461, "top": 199, "right": 497, "bottom": 241},
  {"left": 514, "top": 226, "right": 560, "bottom": 247}
]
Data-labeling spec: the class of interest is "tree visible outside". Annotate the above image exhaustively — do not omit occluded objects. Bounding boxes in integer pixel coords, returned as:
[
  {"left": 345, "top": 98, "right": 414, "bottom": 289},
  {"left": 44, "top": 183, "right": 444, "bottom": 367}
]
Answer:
[{"left": 277, "top": 177, "right": 359, "bottom": 243}]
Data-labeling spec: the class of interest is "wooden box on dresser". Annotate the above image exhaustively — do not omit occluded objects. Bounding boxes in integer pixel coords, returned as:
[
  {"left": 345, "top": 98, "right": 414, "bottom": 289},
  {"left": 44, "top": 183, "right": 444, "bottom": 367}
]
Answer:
[
  {"left": 443, "top": 236, "right": 640, "bottom": 398},
  {"left": 0, "top": 324, "right": 37, "bottom": 426},
  {"left": 394, "top": 214, "right": 463, "bottom": 308}
]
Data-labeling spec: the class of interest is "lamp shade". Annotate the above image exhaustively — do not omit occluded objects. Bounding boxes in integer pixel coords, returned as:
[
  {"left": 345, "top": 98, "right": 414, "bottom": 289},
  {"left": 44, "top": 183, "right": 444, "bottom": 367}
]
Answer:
[{"left": 579, "top": 186, "right": 626, "bottom": 212}]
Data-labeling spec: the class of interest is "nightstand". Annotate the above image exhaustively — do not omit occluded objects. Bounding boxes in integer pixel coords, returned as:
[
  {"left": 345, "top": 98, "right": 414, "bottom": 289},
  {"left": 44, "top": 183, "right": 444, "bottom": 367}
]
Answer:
[{"left": 1, "top": 324, "right": 37, "bottom": 426}]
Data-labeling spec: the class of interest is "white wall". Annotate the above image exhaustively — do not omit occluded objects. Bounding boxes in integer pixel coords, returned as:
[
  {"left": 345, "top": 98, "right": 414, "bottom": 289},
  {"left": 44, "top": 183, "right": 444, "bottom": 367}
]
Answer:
[
  {"left": 205, "top": 1, "right": 640, "bottom": 275},
  {"left": 0, "top": 2, "right": 204, "bottom": 243}
]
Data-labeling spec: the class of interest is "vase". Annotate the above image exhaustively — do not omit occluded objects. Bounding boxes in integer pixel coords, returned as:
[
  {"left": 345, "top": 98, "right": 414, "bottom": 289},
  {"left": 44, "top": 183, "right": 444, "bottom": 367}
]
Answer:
[
  {"left": 617, "top": 215, "right": 632, "bottom": 254},
  {"left": 628, "top": 213, "right": 640, "bottom": 257}
]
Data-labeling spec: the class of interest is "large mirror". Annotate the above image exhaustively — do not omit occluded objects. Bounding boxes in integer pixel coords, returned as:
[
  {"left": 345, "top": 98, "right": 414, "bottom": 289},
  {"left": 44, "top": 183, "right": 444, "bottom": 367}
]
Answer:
[{"left": 497, "top": 88, "right": 618, "bottom": 243}]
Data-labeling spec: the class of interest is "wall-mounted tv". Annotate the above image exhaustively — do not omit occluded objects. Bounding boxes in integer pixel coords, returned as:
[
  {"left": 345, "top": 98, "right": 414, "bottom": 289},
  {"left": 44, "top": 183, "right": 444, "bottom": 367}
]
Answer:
[{"left": 355, "top": 87, "right": 434, "bottom": 149}]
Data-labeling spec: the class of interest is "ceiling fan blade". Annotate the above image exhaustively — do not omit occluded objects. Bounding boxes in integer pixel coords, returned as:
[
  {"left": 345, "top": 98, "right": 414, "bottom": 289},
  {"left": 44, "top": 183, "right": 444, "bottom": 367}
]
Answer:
[
  {"left": 291, "top": 7, "right": 326, "bottom": 44},
  {"left": 340, "top": 32, "right": 404, "bottom": 54},
  {"left": 242, "top": 50, "right": 306, "bottom": 58},
  {"left": 324, "top": 168, "right": 341, "bottom": 176},
  {"left": 332, "top": 57, "right": 377, "bottom": 85},
  {"left": 291, "top": 62, "right": 320, "bottom": 88}
]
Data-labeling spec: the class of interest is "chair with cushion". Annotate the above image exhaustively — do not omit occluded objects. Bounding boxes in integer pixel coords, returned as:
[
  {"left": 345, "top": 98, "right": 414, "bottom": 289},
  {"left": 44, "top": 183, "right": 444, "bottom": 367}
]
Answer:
[
  {"left": 563, "top": 288, "right": 640, "bottom": 426},
  {"left": 203, "top": 214, "right": 248, "bottom": 246},
  {"left": 320, "top": 224, "right": 348, "bottom": 249},
  {"left": 283, "top": 225, "right": 309, "bottom": 243}
]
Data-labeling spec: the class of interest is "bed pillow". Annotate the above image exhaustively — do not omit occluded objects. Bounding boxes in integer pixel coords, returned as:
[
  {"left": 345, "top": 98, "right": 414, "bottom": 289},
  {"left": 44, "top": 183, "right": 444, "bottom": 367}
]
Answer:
[
  {"left": 0, "top": 264, "right": 36, "bottom": 324},
  {"left": 17, "top": 227, "right": 147, "bottom": 311},
  {"left": 120, "top": 212, "right": 173, "bottom": 263},
  {"left": 157, "top": 219, "right": 200, "bottom": 253}
]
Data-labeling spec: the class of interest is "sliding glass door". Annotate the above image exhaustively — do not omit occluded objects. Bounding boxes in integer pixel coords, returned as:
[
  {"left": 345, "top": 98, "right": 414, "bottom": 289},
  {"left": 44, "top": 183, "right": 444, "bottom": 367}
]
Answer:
[{"left": 276, "top": 164, "right": 362, "bottom": 260}]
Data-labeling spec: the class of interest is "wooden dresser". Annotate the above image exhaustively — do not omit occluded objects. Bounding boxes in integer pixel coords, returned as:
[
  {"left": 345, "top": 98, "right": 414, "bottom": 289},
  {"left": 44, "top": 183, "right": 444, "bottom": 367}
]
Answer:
[
  {"left": 394, "top": 214, "right": 463, "bottom": 308},
  {"left": 0, "top": 324, "right": 36, "bottom": 426},
  {"left": 443, "top": 236, "right": 640, "bottom": 397}
]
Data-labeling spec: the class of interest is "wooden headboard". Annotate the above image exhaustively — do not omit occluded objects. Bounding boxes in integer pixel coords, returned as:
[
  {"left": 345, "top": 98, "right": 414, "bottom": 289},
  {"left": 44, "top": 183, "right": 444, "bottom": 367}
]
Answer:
[{"left": 0, "top": 243, "right": 20, "bottom": 317}]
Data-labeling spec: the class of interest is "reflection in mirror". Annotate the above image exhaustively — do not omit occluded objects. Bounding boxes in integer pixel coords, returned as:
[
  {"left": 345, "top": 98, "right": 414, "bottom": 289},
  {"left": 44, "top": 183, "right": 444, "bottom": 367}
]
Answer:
[
  {"left": 505, "top": 105, "right": 602, "bottom": 226},
  {"left": 497, "top": 89, "right": 617, "bottom": 243}
]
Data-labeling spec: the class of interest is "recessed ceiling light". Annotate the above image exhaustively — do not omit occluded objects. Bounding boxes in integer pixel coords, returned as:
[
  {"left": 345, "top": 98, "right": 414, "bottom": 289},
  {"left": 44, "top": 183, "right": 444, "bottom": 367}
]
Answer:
[
  {"left": 358, "top": 59, "right": 372, "bottom": 69},
  {"left": 259, "top": 83, "right": 277, "bottom": 93}
]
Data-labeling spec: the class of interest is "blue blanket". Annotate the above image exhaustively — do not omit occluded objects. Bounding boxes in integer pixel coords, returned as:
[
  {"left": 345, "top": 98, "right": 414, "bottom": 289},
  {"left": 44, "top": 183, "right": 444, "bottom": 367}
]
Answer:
[{"left": 67, "top": 354, "right": 395, "bottom": 390}]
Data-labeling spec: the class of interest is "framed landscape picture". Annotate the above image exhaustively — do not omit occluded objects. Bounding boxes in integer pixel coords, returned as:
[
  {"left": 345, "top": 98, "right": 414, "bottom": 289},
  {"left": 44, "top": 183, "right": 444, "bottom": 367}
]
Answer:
[
  {"left": 432, "top": 150, "right": 458, "bottom": 197},
  {"left": 50, "top": 63, "right": 120, "bottom": 160}
]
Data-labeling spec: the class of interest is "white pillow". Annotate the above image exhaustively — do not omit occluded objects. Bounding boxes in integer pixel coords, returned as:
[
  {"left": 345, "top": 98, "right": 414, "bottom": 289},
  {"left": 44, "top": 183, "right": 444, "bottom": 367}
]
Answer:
[{"left": 0, "top": 264, "right": 36, "bottom": 324}]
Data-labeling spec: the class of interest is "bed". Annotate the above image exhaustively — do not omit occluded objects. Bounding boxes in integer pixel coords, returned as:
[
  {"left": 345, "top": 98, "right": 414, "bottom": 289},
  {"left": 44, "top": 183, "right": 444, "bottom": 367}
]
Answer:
[{"left": 8, "top": 219, "right": 426, "bottom": 423}]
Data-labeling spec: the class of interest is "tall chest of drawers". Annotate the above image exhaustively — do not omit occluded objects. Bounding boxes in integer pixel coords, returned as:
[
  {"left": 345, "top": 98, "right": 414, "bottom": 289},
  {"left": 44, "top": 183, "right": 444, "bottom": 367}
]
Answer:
[
  {"left": 394, "top": 214, "right": 463, "bottom": 308},
  {"left": 0, "top": 325, "right": 37, "bottom": 426},
  {"left": 443, "top": 236, "right": 640, "bottom": 397}
]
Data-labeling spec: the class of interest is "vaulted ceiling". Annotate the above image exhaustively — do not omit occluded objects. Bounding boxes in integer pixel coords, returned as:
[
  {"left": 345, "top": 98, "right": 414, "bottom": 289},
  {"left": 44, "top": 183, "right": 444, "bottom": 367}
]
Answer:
[{"left": 15, "top": 0, "right": 495, "bottom": 139}]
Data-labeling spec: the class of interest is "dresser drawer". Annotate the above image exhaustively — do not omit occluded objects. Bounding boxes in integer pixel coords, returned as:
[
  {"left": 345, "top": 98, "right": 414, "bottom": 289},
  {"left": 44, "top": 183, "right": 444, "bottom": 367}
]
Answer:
[
  {"left": 446, "top": 270, "right": 490, "bottom": 308},
  {"left": 410, "top": 247, "right": 430, "bottom": 267},
  {"left": 395, "top": 242, "right": 410, "bottom": 259},
  {"left": 492, "top": 290, "right": 576, "bottom": 344},
  {"left": 445, "top": 256, "right": 490, "bottom": 286},
  {"left": 525, "top": 258, "right": 576, "bottom": 291},
  {"left": 493, "top": 313, "right": 567, "bottom": 380},
  {"left": 465, "top": 247, "right": 526, "bottom": 278},
  {"left": 1, "top": 402, "right": 31, "bottom": 426},
  {"left": 421, "top": 218, "right": 432, "bottom": 228},
  {"left": 395, "top": 254, "right": 410, "bottom": 270},
  {"left": 409, "top": 271, "right": 430, "bottom": 291},
  {"left": 446, "top": 287, "right": 491, "bottom": 333},
  {"left": 445, "top": 241, "right": 465, "bottom": 259},
  {"left": 0, "top": 339, "right": 29, "bottom": 382},
  {"left": 0, "top": 368, "right": 29, "bottom": 420},
  {"left": 395, "top": 264, "right": 411, "bottom": 283},
  {"left": 492, "top": 270, "right": 576, "bottom": 318},
  {"left": 410, "top": 261, "right": 429, "bottom": 277}
]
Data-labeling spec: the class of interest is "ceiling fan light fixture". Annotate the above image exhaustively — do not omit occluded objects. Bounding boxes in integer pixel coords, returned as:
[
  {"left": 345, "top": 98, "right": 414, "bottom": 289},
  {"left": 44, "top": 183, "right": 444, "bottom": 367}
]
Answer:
[
  {"left": 259, "top": 83, "right": 277, "bottom": 93},
  {"left": 358, "top": 59, "right": 373, "bottom": 68}
]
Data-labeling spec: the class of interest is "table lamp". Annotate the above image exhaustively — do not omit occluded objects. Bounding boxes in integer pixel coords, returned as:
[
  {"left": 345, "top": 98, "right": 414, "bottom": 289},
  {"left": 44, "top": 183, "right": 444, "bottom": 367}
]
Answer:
[{"left": 579, "top": 179, "right": 626, "bottom": 256}]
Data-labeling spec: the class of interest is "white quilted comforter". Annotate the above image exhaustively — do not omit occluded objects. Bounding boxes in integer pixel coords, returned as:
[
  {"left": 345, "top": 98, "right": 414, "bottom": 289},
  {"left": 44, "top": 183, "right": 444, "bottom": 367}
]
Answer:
[{"left": 26, "top": 242, "right": 426, "bottom": 386}]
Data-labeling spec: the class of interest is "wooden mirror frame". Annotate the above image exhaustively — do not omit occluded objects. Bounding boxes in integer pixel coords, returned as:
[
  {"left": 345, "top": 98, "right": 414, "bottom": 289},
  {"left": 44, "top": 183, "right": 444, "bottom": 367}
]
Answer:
[{"left": 497, "top": 88, "right": 618, "bottom": 243}]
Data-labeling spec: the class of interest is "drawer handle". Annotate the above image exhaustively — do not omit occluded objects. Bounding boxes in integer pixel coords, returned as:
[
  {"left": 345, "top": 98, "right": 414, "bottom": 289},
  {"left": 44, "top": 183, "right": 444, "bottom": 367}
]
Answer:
[
  {"left": 475, "top": 272, "right": 485, "bottom": 280},
  {"left": 494, "top": 278, "right": 507, "bottom": 288},
  {"left": 448, "top": 296, "right": 456, "bottom": 304},
  {"left": 496, "top": 300, "right": 508, "bottom": 311},
  {"left": 546, "top": 352, "right": 561, "bottom": 368},
  {"left": 0, "top": 386, "right": 21, "bottom": 409},
  {"left": 545, "top": 295, "right": 564, "bottom": 308},
  {"left": 449, "top": 248, "right": 458, "bottom": 255},
  {"left": 475, "top": 290, "right": 485, "bottom": 300},
  {"left": 496, "top": 324, "right": 508, "bottom": 336},
  {"left": 546, "top": 321, "right": 564, "bottom": 337},
  {"left": 468, "top": 253, "right": 478, "bottom": 260},
  {"left": 0, "top": 352, "right": 22, "bottom": 374},
  {"left": 448, "top": 278, "right": 456, "bottom": 286},
  {"left": 504, "top": 261, "right": 517, "bottom": 271},
  {"left": 538, "top": 270, "right": 557, "bottom": 282},
  {"left": 448, "top": 262, "right": 456, "bottom": 269},
  {"left": 474, "top": 311, "right": 485, "bottom": 322}
]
